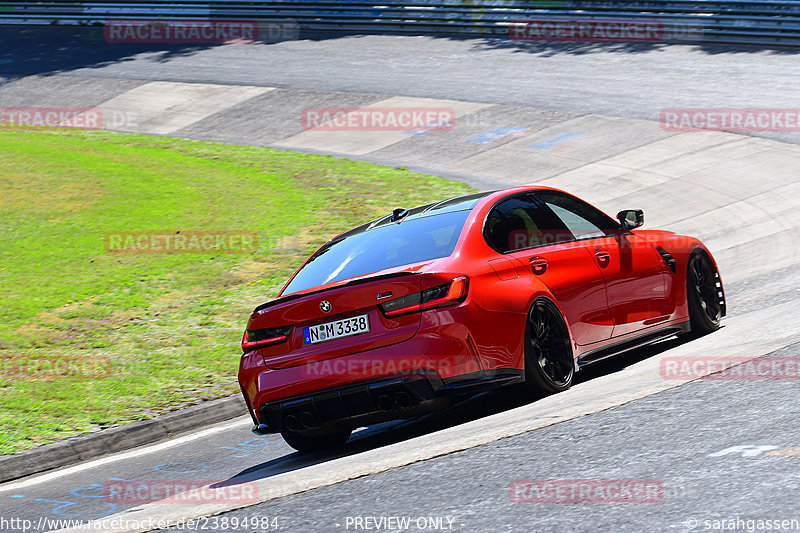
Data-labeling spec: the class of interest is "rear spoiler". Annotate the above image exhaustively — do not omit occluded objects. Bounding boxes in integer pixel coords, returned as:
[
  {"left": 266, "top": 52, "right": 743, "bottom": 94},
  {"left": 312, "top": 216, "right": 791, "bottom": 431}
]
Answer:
[{"left": 253, "top": 271, "right": 421, "bottom": 314}]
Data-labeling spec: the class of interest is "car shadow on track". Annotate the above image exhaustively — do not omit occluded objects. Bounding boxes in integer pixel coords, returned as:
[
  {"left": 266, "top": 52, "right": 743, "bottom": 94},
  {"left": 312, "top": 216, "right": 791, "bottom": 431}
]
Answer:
[{"left": 217, "top": 333, "right": 698, "bottom": 488}]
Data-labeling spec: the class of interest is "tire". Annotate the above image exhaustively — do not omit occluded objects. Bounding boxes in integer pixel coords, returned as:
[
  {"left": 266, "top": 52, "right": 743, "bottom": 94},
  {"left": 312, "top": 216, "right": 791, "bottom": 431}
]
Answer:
[
  {"left": 281, "top": 428, "right": 352, "bottom": 453},
  {"left": 686, "top": 250, "right": 723, "bottom": 336},
  {"left": 524, "top": 298, "right": 574, "bottom": 394}
]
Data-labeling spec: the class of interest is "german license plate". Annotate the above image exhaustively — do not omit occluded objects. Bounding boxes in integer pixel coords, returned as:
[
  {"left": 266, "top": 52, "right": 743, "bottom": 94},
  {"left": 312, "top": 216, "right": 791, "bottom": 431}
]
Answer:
[{"left": 303, "top": 314, "right": 370, "bottom": 345}]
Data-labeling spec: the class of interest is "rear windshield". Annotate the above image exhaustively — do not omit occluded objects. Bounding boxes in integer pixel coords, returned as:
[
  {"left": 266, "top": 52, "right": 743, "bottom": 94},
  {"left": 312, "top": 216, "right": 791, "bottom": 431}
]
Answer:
[{"left": 282, "top": 210, "right": 471, "bottom": 294}]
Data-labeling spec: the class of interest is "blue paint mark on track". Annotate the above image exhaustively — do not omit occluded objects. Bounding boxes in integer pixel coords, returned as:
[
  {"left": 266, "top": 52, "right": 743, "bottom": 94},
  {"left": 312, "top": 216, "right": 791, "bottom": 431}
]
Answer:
[
  {"left": 403, "top": 120, "right": 456, "bottom": 136},
  {"left": 468, "top": 127, "right": 533, "bottom": 144},
  {"left": 530, "top": 132, "right": 587, "bottom": 149}
]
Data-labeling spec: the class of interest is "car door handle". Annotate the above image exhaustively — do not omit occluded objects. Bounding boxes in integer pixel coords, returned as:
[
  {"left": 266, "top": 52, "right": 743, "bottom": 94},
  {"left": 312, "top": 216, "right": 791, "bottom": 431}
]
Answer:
[
  {"left": 594, "top": 249, "right": 611, "bottom": 264},
  {"left": 530, "top": 256, "right": 548, "bottom": 275}
]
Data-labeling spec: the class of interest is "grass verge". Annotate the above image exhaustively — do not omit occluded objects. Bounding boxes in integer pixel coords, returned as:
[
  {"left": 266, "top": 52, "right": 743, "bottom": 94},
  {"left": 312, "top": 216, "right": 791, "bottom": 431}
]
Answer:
[{"left": 0, "top": 127, "right": 473, "bottom": 454}]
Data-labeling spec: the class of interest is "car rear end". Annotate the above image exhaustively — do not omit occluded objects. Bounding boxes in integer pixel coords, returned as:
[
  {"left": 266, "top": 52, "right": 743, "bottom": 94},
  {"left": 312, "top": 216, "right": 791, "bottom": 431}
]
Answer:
[{"left": 238, "top": 194, "right": 496, "bottom": 437}]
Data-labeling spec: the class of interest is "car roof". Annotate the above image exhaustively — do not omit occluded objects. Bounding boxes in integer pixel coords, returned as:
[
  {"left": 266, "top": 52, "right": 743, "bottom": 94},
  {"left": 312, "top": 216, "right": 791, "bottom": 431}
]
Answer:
[
  {"left": 326, "top": 186, "right": 560, "bottom": 244},
  {"left": 332, "top": 190, "right": 495, "bottom": 239}
]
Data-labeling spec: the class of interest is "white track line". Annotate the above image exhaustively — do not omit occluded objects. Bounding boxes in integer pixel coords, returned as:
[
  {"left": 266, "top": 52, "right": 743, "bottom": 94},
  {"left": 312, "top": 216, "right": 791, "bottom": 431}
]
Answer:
[{"left": 0, "top": 417, "right": 251, "bottom": 493}]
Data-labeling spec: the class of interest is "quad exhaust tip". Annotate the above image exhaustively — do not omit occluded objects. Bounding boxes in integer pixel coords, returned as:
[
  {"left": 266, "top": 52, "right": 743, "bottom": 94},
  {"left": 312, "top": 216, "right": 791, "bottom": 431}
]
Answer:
[
  {"left": 377, "top": 392, "right": 415, "bottom": 412},
  {"left": 377, "top": 394, "right": 396, "bottom": 412},
  {"left": 394, "top": 391, "right": 413, "bottom": 409},
  {"left": 284, "top": 411, "right": 318, "bottom": 430},
  {"left": 284, "top": 392, "right": 418, "bottom": 430},
  {"left": 300, "top": 411, "right": 316, "bottom": 428},
  {"left": 284, "top": 414, "right": 300, "bottom": 431}
]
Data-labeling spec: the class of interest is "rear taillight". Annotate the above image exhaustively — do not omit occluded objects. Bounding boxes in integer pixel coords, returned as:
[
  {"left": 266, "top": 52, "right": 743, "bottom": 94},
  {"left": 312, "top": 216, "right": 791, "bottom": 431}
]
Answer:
[
  {"left": 380, "top": 276, "right": 469, "bottom": 317},
  {"left": 241, "top": 325, "right": 292, "bottom": 352}
]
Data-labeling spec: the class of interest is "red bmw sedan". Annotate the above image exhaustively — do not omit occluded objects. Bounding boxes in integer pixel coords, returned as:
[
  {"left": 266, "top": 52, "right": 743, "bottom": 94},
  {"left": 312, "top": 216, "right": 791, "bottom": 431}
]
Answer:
[{"left": 239, "top": 186, "right": 725, "bottom": 452}]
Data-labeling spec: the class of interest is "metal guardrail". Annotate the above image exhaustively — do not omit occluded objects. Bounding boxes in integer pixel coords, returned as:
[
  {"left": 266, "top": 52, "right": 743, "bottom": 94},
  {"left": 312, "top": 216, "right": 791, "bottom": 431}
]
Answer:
[{"left": 2, "top": 1, "right": 800, "bottom": 46}]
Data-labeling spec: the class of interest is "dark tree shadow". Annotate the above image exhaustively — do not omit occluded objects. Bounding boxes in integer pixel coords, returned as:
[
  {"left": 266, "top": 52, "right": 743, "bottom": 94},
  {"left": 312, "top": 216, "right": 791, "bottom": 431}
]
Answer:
[
  {"left": 470, "top": 35, "right": 800, "bottom": 56},
  {"left": 1, "top": 24, "right": 797, "bottom": 82}
]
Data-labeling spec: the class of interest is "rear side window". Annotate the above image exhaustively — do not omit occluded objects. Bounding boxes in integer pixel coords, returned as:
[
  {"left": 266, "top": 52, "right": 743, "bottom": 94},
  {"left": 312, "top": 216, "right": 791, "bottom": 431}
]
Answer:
[
  {"left": 483, "top": 194, "right": 572, "bottom": 253},
  {"left": 282, "top": 210, "right": 471, "bottom": 294},
  {"left": 535, "top": 190, "right": 619, "bottom": 240}
]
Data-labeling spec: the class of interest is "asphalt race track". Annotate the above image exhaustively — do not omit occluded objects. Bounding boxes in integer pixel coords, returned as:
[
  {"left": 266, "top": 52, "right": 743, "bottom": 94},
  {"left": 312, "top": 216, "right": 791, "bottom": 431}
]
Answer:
[{"left": 1, "top": 27, "right": 800, "bottom": 533}]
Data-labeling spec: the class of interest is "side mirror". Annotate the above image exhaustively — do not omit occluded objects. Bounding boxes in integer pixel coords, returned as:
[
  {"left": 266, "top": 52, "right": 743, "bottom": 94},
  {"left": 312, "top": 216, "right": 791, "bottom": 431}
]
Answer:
[{"left": 617, "top": 209, "right": 644, "bottom": 230}]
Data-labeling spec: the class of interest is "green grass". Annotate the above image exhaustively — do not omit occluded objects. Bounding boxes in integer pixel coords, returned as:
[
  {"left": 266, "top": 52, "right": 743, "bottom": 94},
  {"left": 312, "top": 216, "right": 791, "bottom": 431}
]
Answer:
[{"left": 0, "top": 127, "right": 473, "bottom": 454}]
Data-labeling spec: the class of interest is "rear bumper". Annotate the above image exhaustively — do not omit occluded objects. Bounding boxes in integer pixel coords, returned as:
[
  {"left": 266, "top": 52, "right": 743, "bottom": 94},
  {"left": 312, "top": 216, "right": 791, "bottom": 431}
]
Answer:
[
  {"left": 239, "top": 308, "right": 524, "bottom": 434},
  {"left": 250, "top": 368, "right": 523, "bottom": 434}
]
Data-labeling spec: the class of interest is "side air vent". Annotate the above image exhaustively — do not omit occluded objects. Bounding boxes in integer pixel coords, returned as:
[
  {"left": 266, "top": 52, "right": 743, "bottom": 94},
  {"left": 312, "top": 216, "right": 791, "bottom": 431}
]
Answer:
[{"left": 654, "top": 246, "right": 677, "bottom": 273}]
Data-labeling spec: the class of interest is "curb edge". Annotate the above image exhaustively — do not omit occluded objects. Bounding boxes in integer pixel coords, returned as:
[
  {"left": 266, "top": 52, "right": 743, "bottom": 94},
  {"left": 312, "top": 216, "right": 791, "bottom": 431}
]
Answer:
[{"left": 0, "top": 394, "right": 247, "bottom": 484}]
